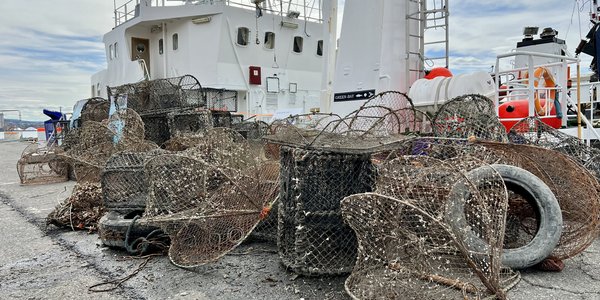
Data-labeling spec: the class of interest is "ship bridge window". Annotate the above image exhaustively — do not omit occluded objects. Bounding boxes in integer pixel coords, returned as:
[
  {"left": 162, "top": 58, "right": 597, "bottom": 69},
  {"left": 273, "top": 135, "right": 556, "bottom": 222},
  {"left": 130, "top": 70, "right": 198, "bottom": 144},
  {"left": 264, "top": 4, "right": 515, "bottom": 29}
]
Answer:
[
  {"left": 264, "top": 32, "right": 275, "bottom": 49},
  {"left": 173, "top": 33, "right": 179, "bottom": 50},
  {"left": 293, "top": 36, "right": 303, "bottom": 53},
  {"left": 316, "top": 40, "right": 323, "bottom": 56},
  {"left": 109, "top": 44, "right": 114, "bottom": 60},
  {"left": 237, "top": 27, "right": 250, "bottom": 46},
  {"left": 159, "top": 39, "right": 164, "bottom": 55},
  {"left": 114, "top": 42, "right": 119, "bottom": 59}
]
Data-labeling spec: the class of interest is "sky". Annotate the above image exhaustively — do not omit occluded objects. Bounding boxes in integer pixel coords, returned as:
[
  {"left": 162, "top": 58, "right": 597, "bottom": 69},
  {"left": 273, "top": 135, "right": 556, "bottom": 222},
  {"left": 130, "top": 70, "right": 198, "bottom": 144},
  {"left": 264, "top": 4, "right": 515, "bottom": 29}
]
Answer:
[{"left": 0, "top": 0, "right": 593, "bottom": 121}]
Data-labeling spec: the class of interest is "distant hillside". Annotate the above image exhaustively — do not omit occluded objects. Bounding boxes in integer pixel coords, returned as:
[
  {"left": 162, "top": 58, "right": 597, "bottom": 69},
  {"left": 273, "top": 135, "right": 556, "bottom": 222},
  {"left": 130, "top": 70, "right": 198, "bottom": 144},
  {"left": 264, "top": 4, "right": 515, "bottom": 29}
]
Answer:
[{"left": 3, "top": 119, "right": 45, "bottom": 130}]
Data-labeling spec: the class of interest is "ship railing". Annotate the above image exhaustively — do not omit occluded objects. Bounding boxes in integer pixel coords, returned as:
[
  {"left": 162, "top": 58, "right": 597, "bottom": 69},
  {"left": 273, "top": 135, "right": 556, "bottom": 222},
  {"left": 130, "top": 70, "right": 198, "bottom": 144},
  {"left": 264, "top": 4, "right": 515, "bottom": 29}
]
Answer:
[
  {"left": 114, "top": 0, "right": 322, "bottom": 27},
  {"left": 495, "top": 51, "right": 600, "bottom": 142},
  {"left": 114, "top": 0, "right": 140, "bottom": 27},
  {"left": 567, "top": 81, "right": 600, "bottom": 140}
]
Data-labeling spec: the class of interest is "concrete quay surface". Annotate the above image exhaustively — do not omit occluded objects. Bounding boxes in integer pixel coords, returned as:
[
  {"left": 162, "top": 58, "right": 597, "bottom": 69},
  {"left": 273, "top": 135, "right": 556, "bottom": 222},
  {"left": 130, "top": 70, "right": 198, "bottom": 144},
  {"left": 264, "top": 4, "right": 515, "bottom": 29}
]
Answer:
[{"left": 1, "top": 141, "right": 599, "bottom": 299}]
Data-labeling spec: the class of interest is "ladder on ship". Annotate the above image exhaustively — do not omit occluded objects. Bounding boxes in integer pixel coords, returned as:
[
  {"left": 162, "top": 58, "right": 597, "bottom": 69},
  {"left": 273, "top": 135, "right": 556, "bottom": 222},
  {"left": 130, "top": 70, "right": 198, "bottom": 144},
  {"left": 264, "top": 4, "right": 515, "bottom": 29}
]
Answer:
[{"left": 406, "top": 0, "right": 449, "bottom": 86}]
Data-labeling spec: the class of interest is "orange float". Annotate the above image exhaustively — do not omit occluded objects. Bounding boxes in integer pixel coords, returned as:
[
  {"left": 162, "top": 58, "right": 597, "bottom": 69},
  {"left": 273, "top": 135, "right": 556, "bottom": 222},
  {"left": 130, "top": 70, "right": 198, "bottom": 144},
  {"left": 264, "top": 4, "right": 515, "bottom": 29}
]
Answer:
[
  {"left": 499, "top": 99, "right": 562, "bottom": 131},
  {"left": 425, "top": 67, "right": 453, "bottom": 79}
]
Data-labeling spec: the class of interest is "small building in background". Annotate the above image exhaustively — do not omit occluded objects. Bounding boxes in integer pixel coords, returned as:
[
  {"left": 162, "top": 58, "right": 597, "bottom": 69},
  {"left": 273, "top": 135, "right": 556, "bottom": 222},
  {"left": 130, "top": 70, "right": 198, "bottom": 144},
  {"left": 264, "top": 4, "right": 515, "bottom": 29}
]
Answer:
[{"left": 22, "top": 127, "right": 38, "bottom": 140}]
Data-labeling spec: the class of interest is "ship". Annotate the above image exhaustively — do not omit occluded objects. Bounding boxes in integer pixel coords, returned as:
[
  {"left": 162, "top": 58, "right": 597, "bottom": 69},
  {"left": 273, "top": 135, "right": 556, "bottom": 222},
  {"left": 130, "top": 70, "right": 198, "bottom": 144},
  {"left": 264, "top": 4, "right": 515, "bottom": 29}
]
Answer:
[
  {"left": 91, "top": 0, "right": 332, "bottom": 121},
  {"left": 89, "top": 0, "right": 600, "bottom": 144}
]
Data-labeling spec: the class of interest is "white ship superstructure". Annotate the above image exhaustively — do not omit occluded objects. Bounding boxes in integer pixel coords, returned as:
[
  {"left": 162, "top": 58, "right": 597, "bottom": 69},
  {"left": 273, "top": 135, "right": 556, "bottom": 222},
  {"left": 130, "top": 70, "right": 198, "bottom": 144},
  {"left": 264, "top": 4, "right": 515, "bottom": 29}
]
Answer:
[{"left": 92, "top": 0, "right": 330, "bottom": 120}]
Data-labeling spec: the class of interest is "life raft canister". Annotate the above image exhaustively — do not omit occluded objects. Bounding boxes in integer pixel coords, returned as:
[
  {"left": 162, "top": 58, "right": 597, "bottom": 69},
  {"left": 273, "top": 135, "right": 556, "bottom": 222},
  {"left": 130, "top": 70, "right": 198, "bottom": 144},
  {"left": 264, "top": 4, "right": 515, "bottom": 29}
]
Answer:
[{"left": 522, "top": 67, "right": 557, "bottom": 116}]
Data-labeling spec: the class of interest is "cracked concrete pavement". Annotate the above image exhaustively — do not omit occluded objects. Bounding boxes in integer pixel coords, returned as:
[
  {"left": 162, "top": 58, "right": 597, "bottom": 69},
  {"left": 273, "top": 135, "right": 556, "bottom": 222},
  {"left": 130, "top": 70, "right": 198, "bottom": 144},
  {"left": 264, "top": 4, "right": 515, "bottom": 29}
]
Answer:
[{"left": 1, "top": 141, "right": 600, "bottom": 299}]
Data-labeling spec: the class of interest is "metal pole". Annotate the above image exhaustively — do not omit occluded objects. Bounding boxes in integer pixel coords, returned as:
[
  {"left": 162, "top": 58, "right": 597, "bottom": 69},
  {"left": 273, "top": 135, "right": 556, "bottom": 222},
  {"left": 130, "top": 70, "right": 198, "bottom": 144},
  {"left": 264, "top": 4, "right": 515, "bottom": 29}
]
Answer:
[
  {"left": 114, "top": 0, "right": 118, "bottom": 27},
  {"left": 577, "top": 63, "right": 582, "bottom": 139},
  {"left": 527, "top": 55, "right": 535, "bottom": 117}
]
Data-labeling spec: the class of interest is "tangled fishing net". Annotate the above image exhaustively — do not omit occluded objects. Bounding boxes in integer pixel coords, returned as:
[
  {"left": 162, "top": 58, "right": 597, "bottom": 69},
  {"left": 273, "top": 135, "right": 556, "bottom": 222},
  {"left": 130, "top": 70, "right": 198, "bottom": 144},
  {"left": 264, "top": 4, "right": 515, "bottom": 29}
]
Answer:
[
  {"left": 341, "top": 154, "right": 519, "bottom": 299},
  {"left": 432, "top": 94, "right": 508, "bottom": 142},
  {"left": 17, "top": 143, "right": 69, "bottom": 185},
  {"left": 508, "top": 117, "right": 600, "bottom": 179},
  {"left": 47, "top": 183, "right": 105, "bottom": 231},
  {"left": 142, "top": 128, "right": 279, "bottom": 267}
]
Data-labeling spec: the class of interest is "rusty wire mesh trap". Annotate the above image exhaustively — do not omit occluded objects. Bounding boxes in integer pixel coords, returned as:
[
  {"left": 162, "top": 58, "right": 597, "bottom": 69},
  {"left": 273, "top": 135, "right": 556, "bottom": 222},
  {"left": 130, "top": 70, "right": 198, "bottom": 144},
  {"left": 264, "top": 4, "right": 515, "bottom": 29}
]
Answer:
[
  {"left": 432, "top": 94, "right": 508, "bottom": 142},
  {"left": 61, "top": 109, "right": 153, "bottom": 183},
  {"left": 140, "top": 128, "right": 279, "bottom": 267},
  {"left": 266, "top": 92, "right": 435, "bottom": 276},
  {"left": 278, "top": 147, "right": 376, "bottom": 275},
  {"left": 474, "top": 141, "right": 600, "bottom": 261},
  {"left": 17, "top": 143, "right": 69, "bottom": 185},
  {"left": 387, "top": 137, "right": 600, "bottom": 262},
  {"left": 108, "top": 75, "right": 205, "bottom": 115},
  {"left": 77, "top": 97, "right": 110, "bottom": 127},
  {"left": 341, "top": 154, "right": 520, "bottom": 299},
  {"left": 508, "top": 117, "right": 600, "bottom": 180},
  {"left": 102, "top": 151, "right": 153, "bottom": 214}
]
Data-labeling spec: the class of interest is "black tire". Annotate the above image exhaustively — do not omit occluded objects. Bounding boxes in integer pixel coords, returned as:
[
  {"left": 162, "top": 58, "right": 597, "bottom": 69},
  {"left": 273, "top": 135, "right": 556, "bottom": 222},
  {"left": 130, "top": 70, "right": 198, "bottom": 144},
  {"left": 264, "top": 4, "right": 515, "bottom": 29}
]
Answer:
[
  {"left": 98, "top": 211, "right": 161, "bottom": 249},
  {"left": 446, "top": 164, "right": 562, "bottom": 269}
]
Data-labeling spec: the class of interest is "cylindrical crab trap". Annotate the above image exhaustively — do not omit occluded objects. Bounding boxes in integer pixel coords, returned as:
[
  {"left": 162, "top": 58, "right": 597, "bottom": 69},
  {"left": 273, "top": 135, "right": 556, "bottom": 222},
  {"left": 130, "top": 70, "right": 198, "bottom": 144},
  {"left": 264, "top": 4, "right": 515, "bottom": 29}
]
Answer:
[{"left": 278, "top": 146, "right": 376, "bottom": 276}]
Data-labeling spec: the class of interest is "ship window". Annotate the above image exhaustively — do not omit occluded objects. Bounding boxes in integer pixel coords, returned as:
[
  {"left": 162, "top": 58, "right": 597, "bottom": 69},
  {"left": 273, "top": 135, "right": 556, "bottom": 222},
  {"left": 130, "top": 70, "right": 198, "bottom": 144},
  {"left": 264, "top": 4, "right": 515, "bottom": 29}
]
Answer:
[
  {"left": 237, "top": 27, "right": 249, "bottom": 46},
  {"left": 173, "top": 33, "right": 179, "bottom": 50},
  {"left": 114, "top": 43, "right": 119, "bottom": 58},
  {"left": 293, "top": 36, "right": 303, "bottom": 53},
  {"left": 316, "top": 40, "right": 323, "bottom": 56},
  {"left": 159, "top": 39, "right": 164, "bottom": 55},
  {"left": 264, "top": 32, "right": 275, "bottom": 49},
  {"left": 109, "top": 44, "right": 113, "bottom": 60}
]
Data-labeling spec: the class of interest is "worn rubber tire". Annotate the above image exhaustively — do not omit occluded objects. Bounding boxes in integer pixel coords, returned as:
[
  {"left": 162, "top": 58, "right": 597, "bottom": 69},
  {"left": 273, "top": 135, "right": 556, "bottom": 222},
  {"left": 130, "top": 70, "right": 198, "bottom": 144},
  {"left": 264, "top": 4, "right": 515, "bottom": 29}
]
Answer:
[
  {"left": 98, "top": 211, "right": 160, "bottom": 248},
  {"left": 447, "top": 164, "right": 562, "bottom": 269}
]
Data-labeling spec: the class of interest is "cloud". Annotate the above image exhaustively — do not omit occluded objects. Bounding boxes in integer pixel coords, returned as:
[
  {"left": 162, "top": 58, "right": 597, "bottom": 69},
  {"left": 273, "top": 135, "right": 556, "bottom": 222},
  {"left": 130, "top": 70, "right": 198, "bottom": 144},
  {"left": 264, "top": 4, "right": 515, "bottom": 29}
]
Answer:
[
  {"left": 0, "top": 1, "right": 113, "bottom": 121},
  {"left": 441, "top": 0, "right": 593, "bottom": 74},
  {"left": 0, "top": 0, "right": 594, "bottom": 121}
]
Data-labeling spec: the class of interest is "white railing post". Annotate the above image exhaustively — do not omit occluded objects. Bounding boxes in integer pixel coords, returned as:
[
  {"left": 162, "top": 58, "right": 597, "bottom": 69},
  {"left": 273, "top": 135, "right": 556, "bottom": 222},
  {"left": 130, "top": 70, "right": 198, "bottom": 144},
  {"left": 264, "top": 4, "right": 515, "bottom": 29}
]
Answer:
[
  {"left": 527, "top": 55, "right": 535, "bottom": 117},
  {"left": 561, "top": 59, "right": 568, "bottom": 127},
  {"left": 494, "top": 57, "right": 500, "bottom": 117}
]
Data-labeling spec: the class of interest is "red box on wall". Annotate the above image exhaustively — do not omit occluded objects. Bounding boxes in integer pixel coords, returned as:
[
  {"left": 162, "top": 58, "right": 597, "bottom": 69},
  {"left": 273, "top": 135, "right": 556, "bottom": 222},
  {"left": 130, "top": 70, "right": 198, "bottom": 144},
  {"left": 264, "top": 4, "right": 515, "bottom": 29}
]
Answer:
[{"left": 249, "top": 66, "right": 261, "bottom": 85}]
